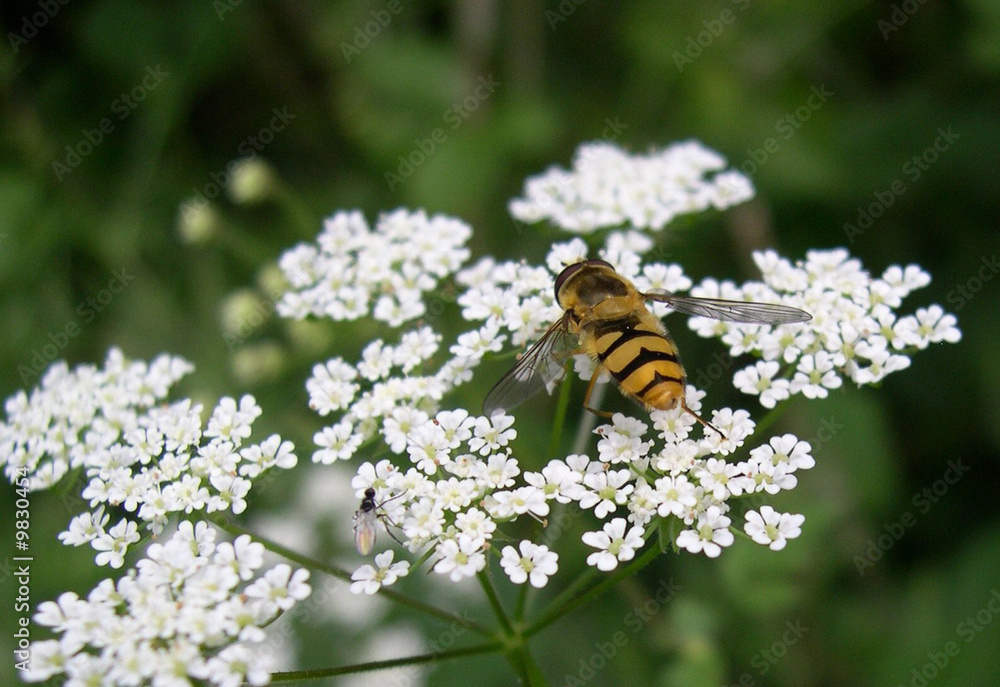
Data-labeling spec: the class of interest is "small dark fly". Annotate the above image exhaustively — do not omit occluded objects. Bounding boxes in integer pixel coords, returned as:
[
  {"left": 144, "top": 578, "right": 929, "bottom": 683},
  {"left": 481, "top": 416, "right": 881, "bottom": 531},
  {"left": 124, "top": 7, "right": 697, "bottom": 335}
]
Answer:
[{"left": 353, "top": 487, "right": 405, "bottom": 555}]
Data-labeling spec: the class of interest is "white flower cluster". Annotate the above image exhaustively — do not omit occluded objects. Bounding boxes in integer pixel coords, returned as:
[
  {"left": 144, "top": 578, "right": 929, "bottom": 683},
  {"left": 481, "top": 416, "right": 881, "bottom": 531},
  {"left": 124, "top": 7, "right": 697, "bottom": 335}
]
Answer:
[
  {"left": 276, "top": 209, "right": 472, "bottom": 327},
  {"left": 508, "top": 140, "right": 755, "bottom": 233},
  {"left": 287, "top": 228, "right": 813, "bottom": 590},
  {"left": 345, "top": 399, "right": 812, "bottom": 592},
  {"left": 0, "top": 348, "right": 297, "bottom": 568},
  {"left": 24, "top": 521, "right": 311, "bottom": 687},
  {"left": 687, "top": 248, "right": 962, "bottom": 407},
  {"left": 275, "top": 142, "right": 959, "bottom": 592},
  {"left": 1, "top": 348, "right": 191, "bottom": 489},
  {"left": 294, "top": 230, "right": 963, "bottom": 589}
]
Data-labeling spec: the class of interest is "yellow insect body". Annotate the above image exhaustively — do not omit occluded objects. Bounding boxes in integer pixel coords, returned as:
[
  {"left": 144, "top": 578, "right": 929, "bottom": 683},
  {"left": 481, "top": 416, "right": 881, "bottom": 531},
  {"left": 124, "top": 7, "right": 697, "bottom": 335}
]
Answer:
[
  {"left": 482, "top": 259, "right": 811, "bottom": 431},
  {"left": 559, "top": 269, "right": 687, "bottom": 413}
]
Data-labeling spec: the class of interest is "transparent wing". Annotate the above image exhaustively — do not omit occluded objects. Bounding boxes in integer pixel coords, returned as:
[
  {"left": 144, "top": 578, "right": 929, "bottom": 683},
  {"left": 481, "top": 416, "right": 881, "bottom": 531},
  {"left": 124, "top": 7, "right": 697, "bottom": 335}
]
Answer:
[
  {"left": 644, "top": 292, "right": 812, "bottom": 325},
  {"left": 354, "top": 510, "right": 378, "bottom": 556},
  {"left": 482, "top": 313, "right": 576, "bottom": 417}
]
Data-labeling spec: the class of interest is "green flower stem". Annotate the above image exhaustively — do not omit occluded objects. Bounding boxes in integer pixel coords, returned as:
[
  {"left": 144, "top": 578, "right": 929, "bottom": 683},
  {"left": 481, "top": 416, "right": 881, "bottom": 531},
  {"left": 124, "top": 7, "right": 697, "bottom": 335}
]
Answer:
[
  {"left": 517, "top": 649, "right": 553, "bottom": 686},
  {"left": 478, "top": 569, "right": 516, "bottom": 637},
  {"left": 514, "top": 579, "right": 530, "bottom": 623},
  {"left": 268, "top": 640, "right": 504, "bottom": 681},
  {"left": 547, "top": 366, "right": 575, "bottom": 459},
  {"left": 209, "top": 514, "right": 492, "bottom": 636},
  {"left": 525, "top": 541, "right": 661, "bottom": 638},
  {"left": 571, "top": 380, "right": 607, "bottom": 456},
  {"left": 531, "top": 563, "right": 596, "bottom": 628},
  {"left": 505, "top": 644, "right": 551, "bottom": 687},
  {"left": 476, "top": 571, "right": 547, "bottom": 685},
  {"left": 751, "top": 399, "right": 793, "bottom": 439}
]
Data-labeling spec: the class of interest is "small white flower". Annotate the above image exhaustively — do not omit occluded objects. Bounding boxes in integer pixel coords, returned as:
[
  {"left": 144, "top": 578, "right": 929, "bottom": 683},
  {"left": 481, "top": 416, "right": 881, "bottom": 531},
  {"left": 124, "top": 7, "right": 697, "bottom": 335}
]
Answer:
[
  {"left": 313, "top": 420, "right": 363, "bottom": 464},
  {"left": 454, "top": 508, "right": 497, "bottom": 542},
  {"left": 244, "top": 563, "right": 311, "bottom": 613},
  {"left": 744, "top": 506, "right": 805, "bottom": 550},
  {"left": 579, "top": 469, "right": 634, "bottom": 518},
  {"left": 696, "top": 458, "right": 751, "bottom": 500},
  {"left": 582, "top": 518, "right": 646, "bottom": 571},
  {"left": 751, "top": 434, "right": 815, "bottom": 472},
  {"left": 433, "top": 536, "right": 486, "bottom": 581},
  {"left": 350, "top": 550, "right": 411, "bottom": 595},
  {"left": 500, "top": 541, "right": 559, "bottom": 588},
  {"left": 306, "top": 359, "right": 359, "bottom": 415},
  {"left": 654, "top": 475, "right": 698, "bottom": 518},
  {"left": 676, "top": 505, "right": 734, "bottom": 558},
  {"left": 790, "top": 352, "right": 842, "bottom": 399},
  {"left": 92, "top": 519, "right": 140, "bottom": 568},
  {"left": 58, "top": 508, "right": 109, "bottom": 547},
  {"left": 524, "top": 459, "right": 585, "bottom": 503},
  {"left": 468, "top": 414, "right": 517, "bottom": 456},
  {"left": 733, "top": 361, "right": 791, "bottom": 409}
]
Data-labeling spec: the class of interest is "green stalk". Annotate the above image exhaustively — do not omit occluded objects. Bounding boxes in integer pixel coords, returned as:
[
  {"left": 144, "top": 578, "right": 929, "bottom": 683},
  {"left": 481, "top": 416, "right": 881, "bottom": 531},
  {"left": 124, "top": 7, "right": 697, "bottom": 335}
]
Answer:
[
  {"left": 478, "top": 569, "right": 516, "bottom": 637},
  {"left": 525, "top": 542, "right": 661, "bottom": 638},
  {"left": 547, "top": 366, "right": 575, "bottom": 459},
  {"left": 268, "top": 641, "right": 504, "bottom": 681},
  {"left": 571, "top": 380, "right": 607, "bottom": 456},
  {"left": 514, "top": 579, "right": 530, "bottom": 623},
  {"left": 751, "top": 398, "right": 793, "bottom": 438}
]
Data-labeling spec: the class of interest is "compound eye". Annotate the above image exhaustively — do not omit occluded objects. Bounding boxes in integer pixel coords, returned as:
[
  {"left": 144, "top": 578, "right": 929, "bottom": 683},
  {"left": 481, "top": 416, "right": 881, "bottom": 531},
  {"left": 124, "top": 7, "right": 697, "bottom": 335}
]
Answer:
[{"left": 554, "top": 261, "right": 586, "bottom": 300}]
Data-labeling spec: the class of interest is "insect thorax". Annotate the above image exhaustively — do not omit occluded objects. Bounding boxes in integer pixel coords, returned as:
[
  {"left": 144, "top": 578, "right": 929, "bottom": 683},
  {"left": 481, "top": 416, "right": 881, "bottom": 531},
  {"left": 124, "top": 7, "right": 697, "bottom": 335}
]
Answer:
[{"left": 559, "top": 269, "right": 631, "bottom": 308}]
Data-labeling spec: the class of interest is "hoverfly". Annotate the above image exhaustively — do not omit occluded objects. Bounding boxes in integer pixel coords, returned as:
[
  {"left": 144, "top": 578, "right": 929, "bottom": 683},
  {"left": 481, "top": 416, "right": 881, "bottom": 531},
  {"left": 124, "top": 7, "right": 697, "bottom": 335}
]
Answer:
[
  {"left": 482, "top": 259, "right": 811, "bottom": 433},
  {"left": 353, "top": 488, "right": 404, "bottom": 555}
]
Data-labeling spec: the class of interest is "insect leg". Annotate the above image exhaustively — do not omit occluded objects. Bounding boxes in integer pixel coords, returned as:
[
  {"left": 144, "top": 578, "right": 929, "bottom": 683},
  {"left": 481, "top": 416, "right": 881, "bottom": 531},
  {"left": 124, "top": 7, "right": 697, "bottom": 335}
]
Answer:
[
  {"left": 380, "top": 519, "right": 407, "bottom": 547},
  {"left": 583, "top": 364, "right": 614, "bottom": 418},
  {"left": 681, "top": 402, "right": 726, "bottom": 439},
  {"left": 375, "top": 493, "right": 407, "bottom": 547}
]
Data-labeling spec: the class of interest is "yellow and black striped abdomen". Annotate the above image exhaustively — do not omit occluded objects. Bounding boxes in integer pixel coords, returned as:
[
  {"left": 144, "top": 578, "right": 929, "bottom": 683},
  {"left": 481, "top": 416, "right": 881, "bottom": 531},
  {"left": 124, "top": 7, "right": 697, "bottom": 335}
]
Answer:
[{"left": 587, "top": 313, "right": 687, "bottom": 411}]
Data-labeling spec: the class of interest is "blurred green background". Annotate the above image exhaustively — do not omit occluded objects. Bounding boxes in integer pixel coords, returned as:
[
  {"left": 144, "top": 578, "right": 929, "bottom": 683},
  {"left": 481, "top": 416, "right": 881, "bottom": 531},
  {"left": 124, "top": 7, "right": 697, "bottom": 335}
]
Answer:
[{"left": 1, "top": 1, "right": 999, "bottom": 685}]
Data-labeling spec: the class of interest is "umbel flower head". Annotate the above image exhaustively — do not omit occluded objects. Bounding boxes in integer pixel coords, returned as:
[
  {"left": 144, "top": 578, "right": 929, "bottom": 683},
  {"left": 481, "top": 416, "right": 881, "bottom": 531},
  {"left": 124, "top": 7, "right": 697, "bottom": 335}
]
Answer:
[
  {"left": 0, "top": 348, "right": 298, "bottom": 568},
  {"left": 508, "top": 140, "right": 754, "bottom": 233},
  {"left": 23, "top": 521, "right": 311, "bottom": 687},
  {"left": 273, "top": 140, "right": 960, "bottom": 595}
]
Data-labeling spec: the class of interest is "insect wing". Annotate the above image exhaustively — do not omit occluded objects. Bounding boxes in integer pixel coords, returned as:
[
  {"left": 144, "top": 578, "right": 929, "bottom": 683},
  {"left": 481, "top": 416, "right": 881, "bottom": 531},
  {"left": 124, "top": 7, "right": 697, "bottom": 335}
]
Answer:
[
  {"left": 644, "top": 292, "right": 811, "bottom": 325},
  {"left": 354, "top": 509, "right": 378, "bottom": 556},
  {"left": 482, "top": 313, "right": 575, "bottom": 417}
]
